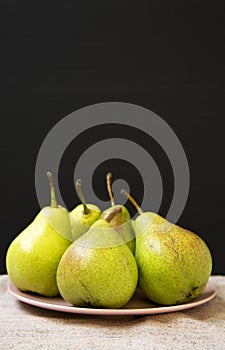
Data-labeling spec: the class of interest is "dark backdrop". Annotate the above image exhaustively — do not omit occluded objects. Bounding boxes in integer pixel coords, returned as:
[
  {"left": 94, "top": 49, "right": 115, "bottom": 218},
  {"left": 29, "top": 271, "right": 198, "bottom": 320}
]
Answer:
[{"left": 1, "top": 1, "right": 224, "bottom": 274}]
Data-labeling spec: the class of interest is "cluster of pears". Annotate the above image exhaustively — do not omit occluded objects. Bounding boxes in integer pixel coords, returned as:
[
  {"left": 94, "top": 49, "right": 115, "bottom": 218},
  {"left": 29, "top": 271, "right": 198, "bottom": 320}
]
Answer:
[{"left": 6, "top": 172, "right": 213, "bottom": 308}]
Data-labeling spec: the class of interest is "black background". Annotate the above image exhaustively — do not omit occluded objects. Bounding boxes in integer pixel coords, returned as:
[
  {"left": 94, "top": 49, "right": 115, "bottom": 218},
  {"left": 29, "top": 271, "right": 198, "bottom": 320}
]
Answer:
[{"left": 0, "top": 1, "right": 224, "bottom": 274}]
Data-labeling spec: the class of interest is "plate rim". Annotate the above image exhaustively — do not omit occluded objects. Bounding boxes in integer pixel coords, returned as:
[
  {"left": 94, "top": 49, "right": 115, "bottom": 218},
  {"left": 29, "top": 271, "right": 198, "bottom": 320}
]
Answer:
[{"left": 7, "top": 280, "right": 216, "bottom": 316}]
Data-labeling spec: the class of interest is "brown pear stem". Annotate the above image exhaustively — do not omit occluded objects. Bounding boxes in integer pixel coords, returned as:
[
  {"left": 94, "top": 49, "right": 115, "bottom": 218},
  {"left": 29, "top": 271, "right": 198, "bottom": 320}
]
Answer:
[
  {"left": 46, "top": 171, "right": 58, "bottom": 208},
  {"left": 106, "top": 172, "right": 115, "bottom": 206},
  {"left": 121, "top": 189, "right": 143, "bottom": 214},
  {"left": 75, "top": 179, "right": 90, "bottom": 215},
  {"left": 104, "top": 206, "right": 122, "bottom": 223}
]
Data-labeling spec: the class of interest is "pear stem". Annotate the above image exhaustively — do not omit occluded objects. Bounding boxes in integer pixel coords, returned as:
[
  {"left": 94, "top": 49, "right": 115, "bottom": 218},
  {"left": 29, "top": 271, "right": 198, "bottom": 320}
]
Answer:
[
  {"left": 46, "top": 171, "right": 58, "bottom": 208},
  {"left": 106, "top": 172, "right": 115, "bottom": 206},
  {"left": 121, "top": 189, "right": 143, "bottom": 214},
  {"left": 104, "top": 206, "right": 122, "bottom": 223},
  {"left": 75, "top": 179, "right": 90, "bottom": 215}
]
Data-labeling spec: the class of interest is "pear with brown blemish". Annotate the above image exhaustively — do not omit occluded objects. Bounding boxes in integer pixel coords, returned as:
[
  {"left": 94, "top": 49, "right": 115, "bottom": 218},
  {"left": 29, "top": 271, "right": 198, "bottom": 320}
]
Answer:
[
  {"left": 57, "top": 206, "right": 138, "bottom": 308},
  {"left": 121, "top": 190, "right": 213, "bottom": 305}
]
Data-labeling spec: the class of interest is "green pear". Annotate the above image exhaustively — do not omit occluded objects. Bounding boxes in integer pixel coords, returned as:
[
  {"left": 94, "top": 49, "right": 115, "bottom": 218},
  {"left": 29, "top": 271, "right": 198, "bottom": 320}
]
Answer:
[
  {"left": 6, "top": 172, "right": 72, "bottom": 297},
  {"left": 122, "top": 191, "right": 213, "bottom": 305},
  {"left": 70, "top": 179, "right": 101, "bottom": 241},
  {"left": 101, "top": 173, "right": 135, "bottom": 254},
  {"left": 57, "top": 207, "right": 138, "bottom": 308}
]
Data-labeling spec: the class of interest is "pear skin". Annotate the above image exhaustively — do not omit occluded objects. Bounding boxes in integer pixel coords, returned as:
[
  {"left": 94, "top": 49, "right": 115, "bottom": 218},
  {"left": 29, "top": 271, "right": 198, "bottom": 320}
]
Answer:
[
  {"left": 70, "top": 203, "right": 101, "bottom": 241},
  {"left": 70, "top": 179, "right": 101, "bottom": 241},
  {"left": 57, "top": 219, "right": 138, "bottom": 308},
  {"left": 132, "top": 212, "right": 165, "bottom": 237},
  {"left": 6, "top": 208, "right": 71, "bottom": 296},
  {"left": 101, "top": 205, "right": 135, "bottom": 254},
  {"left": 121, "top": 190, "right": 213, "bottom": 305},
  {"left": 101, "top": 173, "right": 135, "bottom": 254},
  {"left": 135, "top": 219, "right": 213, "bottom": 305},
  {"left": 6, "top": 172, "right": 72, "bottom": 297}
]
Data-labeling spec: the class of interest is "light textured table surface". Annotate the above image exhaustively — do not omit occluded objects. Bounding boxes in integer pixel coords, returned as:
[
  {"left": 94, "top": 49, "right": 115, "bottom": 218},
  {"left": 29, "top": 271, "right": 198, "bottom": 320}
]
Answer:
[{"left": 0, "top": 275, "right": 225, "bottom": 350}]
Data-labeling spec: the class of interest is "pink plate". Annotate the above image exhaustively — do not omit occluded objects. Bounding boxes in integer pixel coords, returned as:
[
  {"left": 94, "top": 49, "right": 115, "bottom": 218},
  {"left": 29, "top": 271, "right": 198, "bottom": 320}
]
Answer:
[{"left": 8, "top": 280, "right": 216, "bottom": 316}]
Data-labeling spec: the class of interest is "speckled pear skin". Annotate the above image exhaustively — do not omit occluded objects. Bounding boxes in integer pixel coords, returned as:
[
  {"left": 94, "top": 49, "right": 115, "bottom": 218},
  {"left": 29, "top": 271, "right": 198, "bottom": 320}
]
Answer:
[
  {"left": 132, "top": 212, "right": 165, "bottom": 237},
  {"left": 134, "top": 213, "right": 213, "bottom": 305},
  {"left": 6, "top": 208, "right": 72, "bottom": 297},
  {"left": 57, "top": 219, "right": 138, "bottom": 308},
  {"left": 70, "top": 204, "right": 101, "bottom": 241},
  {"left": 101, "top": 205, "right": 135, "bottom": 254}
]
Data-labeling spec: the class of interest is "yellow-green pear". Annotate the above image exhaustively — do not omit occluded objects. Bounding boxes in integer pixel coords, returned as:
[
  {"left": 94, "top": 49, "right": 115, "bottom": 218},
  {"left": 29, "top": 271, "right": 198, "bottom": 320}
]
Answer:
[
  {"left": 101, "top": 173, "right": 135, "bottom": 254},
  {"left": 122, "top": 191, "right": 213, "bottom": 305},
  {"left": 70, "top": 179, "right": 101, "bottom": 241},
  {"left": 6, "top": 172, "right": 72, "bottom": 297},
  {"left": 57, "top": 207, "right": 138, "bottom": 308}
]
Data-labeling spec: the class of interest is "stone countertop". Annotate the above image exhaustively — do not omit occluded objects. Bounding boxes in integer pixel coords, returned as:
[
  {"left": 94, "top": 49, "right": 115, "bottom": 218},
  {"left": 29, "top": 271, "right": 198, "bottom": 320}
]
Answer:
[{"left": 0, "top": 275, "right": 225, "bottom": 350}]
